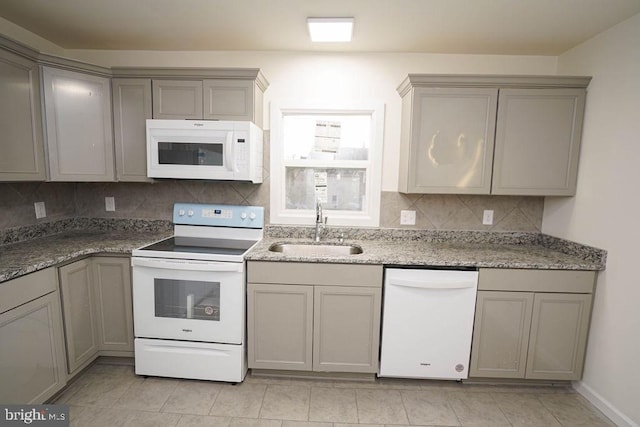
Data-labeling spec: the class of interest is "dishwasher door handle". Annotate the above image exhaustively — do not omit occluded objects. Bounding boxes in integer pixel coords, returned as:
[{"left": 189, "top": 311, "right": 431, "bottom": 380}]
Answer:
[{"left": 388, "top": 278, "right": 476, "bottom": 290}]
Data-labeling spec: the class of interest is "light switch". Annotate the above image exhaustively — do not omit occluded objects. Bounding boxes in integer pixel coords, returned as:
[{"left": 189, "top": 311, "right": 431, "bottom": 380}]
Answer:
[
  {"left": 400, "top": 210, "right": 416, "bottom": 225},
  {"left": 483, "top": 210, "right": 494, "bottom": 225},
  {"left": 34, "top": 202, "right": 46, "bottom": 219},
  {"left": 105, "top": 196, "right": 115, "bottom": 212}
]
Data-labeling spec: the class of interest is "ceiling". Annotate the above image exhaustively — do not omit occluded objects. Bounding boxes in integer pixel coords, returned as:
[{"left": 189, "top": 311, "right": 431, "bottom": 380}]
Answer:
[{"left": 1, "top": 0, "right": 639, "bottom": 55}]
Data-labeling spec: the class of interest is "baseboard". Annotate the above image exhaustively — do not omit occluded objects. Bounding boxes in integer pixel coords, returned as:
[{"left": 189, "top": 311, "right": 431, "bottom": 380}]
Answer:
[{"left": 573, "top": 381, "right": 638, "bottom": 427}]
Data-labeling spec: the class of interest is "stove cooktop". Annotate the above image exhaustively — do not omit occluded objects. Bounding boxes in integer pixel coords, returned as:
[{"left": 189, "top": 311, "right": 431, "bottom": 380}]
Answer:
[{"left": 139, "top": 236, "right": 257, "bottom": 257}]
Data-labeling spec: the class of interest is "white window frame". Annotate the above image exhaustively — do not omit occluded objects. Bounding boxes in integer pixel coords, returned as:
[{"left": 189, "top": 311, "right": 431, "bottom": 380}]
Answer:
[{"left": 270, "top": 103, "right": 384, "bottom": 227}]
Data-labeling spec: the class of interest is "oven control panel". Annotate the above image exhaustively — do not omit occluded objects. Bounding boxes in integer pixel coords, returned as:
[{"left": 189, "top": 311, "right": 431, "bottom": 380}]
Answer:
[{"left": 173, "top": 203, "right": 264, "bottom": 228}]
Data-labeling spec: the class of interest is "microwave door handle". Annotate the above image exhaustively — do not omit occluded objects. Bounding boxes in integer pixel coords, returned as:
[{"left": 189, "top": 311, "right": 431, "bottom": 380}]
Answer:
[{"left": 225, "top": 132, "right": 236, "bottom": 172}]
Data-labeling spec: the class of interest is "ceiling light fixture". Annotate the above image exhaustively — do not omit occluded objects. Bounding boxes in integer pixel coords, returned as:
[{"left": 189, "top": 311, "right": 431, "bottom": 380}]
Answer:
[{"left": 307, "top": 17, "right": 354, "bottom": 42}]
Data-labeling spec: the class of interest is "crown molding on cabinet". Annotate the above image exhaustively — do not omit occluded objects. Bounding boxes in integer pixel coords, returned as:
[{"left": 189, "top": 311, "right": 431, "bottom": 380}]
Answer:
[
  {"left": 111, "top": 67, "right": 269, "bottom": 91},
  {"left": 0, "top": 34, "right": 269, "bottom": 88},
  {"left": 397, "top": 74, "right": 592, "bottom": 97}
]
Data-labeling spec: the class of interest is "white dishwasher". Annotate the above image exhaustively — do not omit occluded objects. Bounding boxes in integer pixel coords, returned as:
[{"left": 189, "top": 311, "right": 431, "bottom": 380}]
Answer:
[{"left": 379, "top": 268, "right": 478, "bottom": 380}]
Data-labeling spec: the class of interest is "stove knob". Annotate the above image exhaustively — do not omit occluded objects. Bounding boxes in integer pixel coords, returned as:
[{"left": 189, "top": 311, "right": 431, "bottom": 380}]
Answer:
[
  {"left": 249, "top": 212, "right": 257, "bottom": 220},
  {"left": 187, "top": 210, "right": 194, "bottom": 217},
  {"left": 240, "top": 212, "right": 248, "bottom": 220},
  {"left": 178, "top": 209, "right": 186, "bottom": 216}
]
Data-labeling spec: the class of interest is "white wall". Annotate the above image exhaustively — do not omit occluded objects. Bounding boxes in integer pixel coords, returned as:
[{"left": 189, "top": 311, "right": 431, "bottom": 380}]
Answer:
[
  {"left": 66, "top": 49, "right": 557, "bottom": 191},
  {"left": 543, "top": 12, "right": 640, "bottom": 427}
]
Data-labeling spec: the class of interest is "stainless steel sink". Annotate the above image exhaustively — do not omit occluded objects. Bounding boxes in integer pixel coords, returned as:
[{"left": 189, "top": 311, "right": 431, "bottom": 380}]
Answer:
[{"left": 268, "top": 242, "right": 363, "bottom": 256}]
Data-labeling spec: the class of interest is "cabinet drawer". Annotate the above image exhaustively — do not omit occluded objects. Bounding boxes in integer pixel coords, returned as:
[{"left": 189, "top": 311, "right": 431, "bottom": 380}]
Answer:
[
  {"left": 478, "top": 269, "right": 595, "bottom": 293},
  {"left": 0, "top": 268, "right": 57, "bottom": 314},
  {"left": 247, "top": 262, "right": 382, "bottom": 287}
]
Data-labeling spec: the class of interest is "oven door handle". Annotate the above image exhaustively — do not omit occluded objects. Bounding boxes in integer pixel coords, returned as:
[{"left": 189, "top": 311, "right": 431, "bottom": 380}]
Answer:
[{"left": 132, "top": 257, "right": 243, "bottom": 272}]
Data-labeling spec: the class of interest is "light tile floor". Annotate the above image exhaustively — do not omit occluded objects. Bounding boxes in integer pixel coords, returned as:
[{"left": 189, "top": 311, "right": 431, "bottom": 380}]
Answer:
[{"left": 54, "top": 361, "right": 616, "bottom": 427}]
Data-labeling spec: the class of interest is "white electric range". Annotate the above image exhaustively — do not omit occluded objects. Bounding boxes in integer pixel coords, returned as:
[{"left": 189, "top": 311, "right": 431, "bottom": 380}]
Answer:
[{"left": 131, "top": 203, "right": 263, "bottom": 383}]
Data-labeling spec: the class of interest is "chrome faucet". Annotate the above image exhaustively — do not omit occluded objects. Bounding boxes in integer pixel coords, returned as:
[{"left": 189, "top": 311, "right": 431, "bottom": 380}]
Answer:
[{"left": 314, "top": 202, "right": 327, "bottom": 242}]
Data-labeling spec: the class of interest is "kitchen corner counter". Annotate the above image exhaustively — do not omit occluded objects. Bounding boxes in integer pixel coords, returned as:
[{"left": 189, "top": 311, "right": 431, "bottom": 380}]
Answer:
[
  {"left": 0, "top": 220, "right": 172, "bottom": 283},
  {"left": 246, "top": 227, "right": 606, "bottom": 271}
]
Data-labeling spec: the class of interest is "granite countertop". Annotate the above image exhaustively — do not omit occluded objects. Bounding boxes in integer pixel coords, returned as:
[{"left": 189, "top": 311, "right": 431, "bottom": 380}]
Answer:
[
  {"left": 246, "top": 227, "right": 607, "bottom": 271},
  {"left": 0, "top": 220, "right": 606, "bottom": 284},
  {"left": 0, "top": 225, "right": 171, "bottom": 283}
]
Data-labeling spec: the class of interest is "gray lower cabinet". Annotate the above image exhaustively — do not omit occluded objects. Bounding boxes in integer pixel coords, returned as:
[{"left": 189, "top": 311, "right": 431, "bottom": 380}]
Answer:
[
  {"left": 247, "top": 283, "right": 313, "bottom": 370},
  {"left": 313, "top": 285, "right": 381, "bottom": 373},
  {"left": 0, "top": 268, "right": 66, "bottom": 404},
  {"left": 112, "top": 78, "right": 153, "bottom": 182},
  {"left": 526, "top": 292, "right": 592, "bottom": 380},
  {"left": 92, "top": 257, "right": 134, "bottom": 355},
  {"left": 469, "top": 291, "right": 533, "bottom": 378},
  {"left": 0, "top": 48, "right": 46, "bottom": 181},
  {"left": 59, "top": 258, "right": 100, "bottom": 375},
  {"left": 59, "top": 256, "right": 134, "bottom": 376},
  {"left": 247, "top": 262, "right": 383, "bottom": 374},
  {"left": 469, "top": 268, "right": 595, "bottom": 381}
]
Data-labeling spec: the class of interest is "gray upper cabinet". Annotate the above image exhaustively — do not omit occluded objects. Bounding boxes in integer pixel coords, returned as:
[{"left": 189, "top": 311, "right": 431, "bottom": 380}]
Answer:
[
  {"left": 112, "top": 78, "right": 153, "bottom": 182},
  {"left": 397, "top": 75, "right": 590, "bottom": 196},
  {"left": 0, "top": 49, "right": 46, "bottom": 181},
  {"left": 151, "top": 75, "right": 267, "bottom": 125},
  {"left": 42, "top": 66, "right": 115, "bottom": 181},
  {"left": 492, "top": 88, "right": 586, "bottom": 195},
  {"left": 152, "top": 80, "right": 203, "bottom": 119},
  {"left": 203, "top": 79, "right": 264, "bottom": 127},
  {"left": 399, "top": 87, "right": 497, "bottom": 194}
]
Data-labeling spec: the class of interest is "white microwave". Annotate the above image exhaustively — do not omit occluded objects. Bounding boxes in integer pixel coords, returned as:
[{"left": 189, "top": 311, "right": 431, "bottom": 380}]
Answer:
[{"left": 146, "top": 119, "right": 263, "bottom": 182}]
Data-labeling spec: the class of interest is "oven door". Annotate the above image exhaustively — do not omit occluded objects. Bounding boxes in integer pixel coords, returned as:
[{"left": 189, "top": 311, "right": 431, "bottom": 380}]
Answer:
[{"left": 132, "top": 257, "right": 244, "bottom": 344}]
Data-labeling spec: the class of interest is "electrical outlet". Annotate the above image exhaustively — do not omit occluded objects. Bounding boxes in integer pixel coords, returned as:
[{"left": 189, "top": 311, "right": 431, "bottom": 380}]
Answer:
[
  {"left": 400, "top": 210, "right": 416, "bottom": 225},
  {"left": 483, "top": 209, "right": 494, "bottom": 225},
  {"left": 105, "top": 196, "right": 115, "bottom": 212},
  {"left": 34, "top": 201, "right": 46, "bottom": 219}
]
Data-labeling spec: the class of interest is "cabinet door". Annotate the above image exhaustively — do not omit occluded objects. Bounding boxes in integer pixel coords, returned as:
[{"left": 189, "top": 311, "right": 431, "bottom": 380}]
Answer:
[
  {"left": 313, "top": 286, "right": 381, "bottom": 373},
  {"left": 0, "top": 292, "right": 66, "bottom": 404},
  {"left": 492, "top": 88, "right": 586, "bottom": 195},
  {"left": 400, "top": 87, "right": 497, "bottom": 194},
  {"left": 203, "top": 80, "right": 255, "bottom": 122},
  {"left": 152, "top": 80, "right": 203, "bottom": 119},
  {"left": 0, "top": 49, "right": 46, "bottom": 181},
  {"left": 59, "top": 259, "right": 99, "bottom": 374},
  {"left": 526, "top": 293, "right": 592, "bottom": 380},
  {"left": 112, "top": 78, "right": 153, "bottom": 182},
  {"left": 42, "top": 66, "right": 114, "bottom": 181},
  {"left": 469, "top": 291, "right": 534, "bottom": 378},
  {"left": 247, "top": 283, "right": 313, "bottom": 371},
  {"left": 92, "top": 257, "right": 134, "bottom": 354}
]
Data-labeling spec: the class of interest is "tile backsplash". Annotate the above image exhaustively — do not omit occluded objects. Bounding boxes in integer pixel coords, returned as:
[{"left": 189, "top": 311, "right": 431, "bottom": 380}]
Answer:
[
  {"left": 0, "top": 183, "right": 543, "bottom": 233},
  {"left": 0, "top": 132, "right": 542, "bottom": 233}
]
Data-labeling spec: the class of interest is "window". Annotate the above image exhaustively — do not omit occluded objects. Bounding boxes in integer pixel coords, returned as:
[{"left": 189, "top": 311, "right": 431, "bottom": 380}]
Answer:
[{"left": 271, "top": 105, "right": 383, "bottom": 226}]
